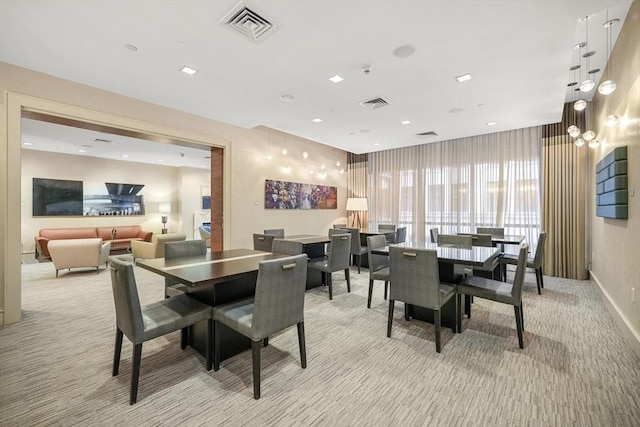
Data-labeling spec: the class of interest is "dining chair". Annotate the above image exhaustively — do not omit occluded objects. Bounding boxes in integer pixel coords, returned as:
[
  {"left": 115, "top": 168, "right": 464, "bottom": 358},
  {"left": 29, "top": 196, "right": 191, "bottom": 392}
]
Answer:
[
  {"left": 469, "top": 233, "right": 501, "bottom": 280},
  {"left": 253, "top": 233, "right": 275, "bottom": 252},
  {"left": 212, "top": 254, "right": 308, "bottom": 399},
  {"left": 477, "top": 227, "right": 505, "bottom": 238},
  {"left": 164, "top": 240, "right": 207, "bottom": 298},
  {"left": 430, "top": 227, "right": 439, "bottom": 244},
  {"left": 378, "top": 224, "right": 396, "bottom": 244},
  {"left": 264, "top": 228, "right": 285, "bottom": 238},
  {"left": 109, "top": 255, "right": 213, "bottom": 404},
  {"left": 333, "top": 224, "right": 347, "bottom": 229},
  {"left": 325, "top": 227, "right": 344, "bottom": 256},
  {"left": 437, "top": 234, "right": 472, "bottom": 249},
  {"left": 347, "top": 228, "right": 367, "bottom": 273},
  {"left": 500, "top": 232, "right": 546, "bottom": 294},
  {"left": 457, "top": 244, "right": 529, "bottom": 349},
  {"left": 394, "top": 227, "right": 407, "bottom": 244},
  {"left": 271, "top": 238, "right": 304, "bottom": 255},
  {"left": 307, "top": 233, "right": 351, "bottom": 300},
  {"left": 387, "top": 246, "right": 457, "bottom": 353},
  {"left": 198, "top": 225, "right": 212, "bottom": 248},
  {"left": 366, "top": 235, "right": 389, "bottom": 308}
]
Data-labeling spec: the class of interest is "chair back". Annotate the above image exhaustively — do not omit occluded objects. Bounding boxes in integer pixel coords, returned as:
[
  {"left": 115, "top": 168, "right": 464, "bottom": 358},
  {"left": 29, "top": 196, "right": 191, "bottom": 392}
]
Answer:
[
  {"left": 347, "top": 228, "right": 362, "bottom": 253},
  {"left": 253, "top": 233, "right": 275, "bottom": 252},
  {"left": 394, "top": 227, "right": 407, "bottom": 244},
  {"left": 477, "top": 227, "right": 505, "bottom": 238},
  {"left": 165, "top": 240, "right": 206, "bottom": 259},
  {"left": 327, "top": 233, "right": 351, "bottom": 271},
  {"left": 378, "top": 224, "right": 396, "bottom": 232},
  {"left": 430, "top": 227, "right": 439, "bottom": 243},
  {"left": 251, "top": 254, "right": 308, "bottom": 339},
  {"left": 367, "top": 235, "right": 388, "bottom": 276},
  {"left": 199, "top": 226, "right": 211, "bottom": 239},
  {"left": 264, "top": 229, "right": 285, "bottom": 238},
  {"left": 511, "top": 244, "right": 530, "bottom": 303},
  {"left": 109, "top": 256, "right": 144, "bottom": 343},
  {"left": 471, "top": 233, "right": 493, "bottom": 247},
  {"left": 532, "top": 231, "right": 546, "bottom": 268},
  {"left": 272, "top": 238, "right": 304, "bottom": 255},
  {"left": 389, "top": 246, "right": 442, "bottom": 310},
  {"left": 333, "top": 224, "right": 347, "bottom": 229},
  {"left": 437, "top": 234, "right": 472, "bottom": 248},
  {"left": 326, "top": 227, "right": 344, "bottom": 254},
  {"left": 153, "top": 233, "right": 187, "bottom": 258}
]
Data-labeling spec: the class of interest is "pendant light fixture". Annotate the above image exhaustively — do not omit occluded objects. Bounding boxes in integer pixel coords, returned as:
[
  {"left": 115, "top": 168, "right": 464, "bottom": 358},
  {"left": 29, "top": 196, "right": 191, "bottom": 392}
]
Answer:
[
  {"left": 604, "top": 114, "right": 619, "bottom": 127},
  {"left": 598, "top": 12, "right": 619, "bottom": 95},
  {"left": 266, "top": 129, "right": 273, "bottom": 160},
  {"left": 568, "top": 125, "right": 581, "bottom": 138},
  {"left": 579, "top": 15, "right": 596, "bottom": 93},
  {"left": 571, "top": 62, "right": 587, "bottom": 112},
  {"left": 281, "top": 134, "right": 288, "bottom": 156}
]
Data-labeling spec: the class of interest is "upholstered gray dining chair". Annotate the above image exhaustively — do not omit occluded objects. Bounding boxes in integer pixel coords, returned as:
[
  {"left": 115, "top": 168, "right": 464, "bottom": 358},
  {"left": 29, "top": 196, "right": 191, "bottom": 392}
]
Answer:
[
  {"left": 264, "top": 228, "right": 285, "bottom": 238},
  {"left": 477, "top": 227, "right": 505, "bottom": 238},
  {"left": 333, "top": 224, "right": 347, "bottom": 229},
  {"left": 457, "top": 244, "right": 529, "bottom": 349},
  {"left": 308, "top": 233, "right": 351, "bottom": 300},
  {"left": 347, "top": 228, "right": 367, "bottom": 273},
  {"left": 253, "top": 233, "right": 275, "bottom": 252},
  {"left": 271, "top": 238, "right": 304, "bottom": 255},
  {"left": 394, "top": 227, "right": 407, "bottom": 244},
  {"left": 366, "top": 235, "right": 389, "bottom": 308},
  {"left": 164, "top": 240, "right": 207, "bottom": 298},
  {"left": 437, "top": 234, "right": 472, "bottom": 249},
  {"left": 109, "top": 255, "right": 213, "bottom": 404},
  {"left": 379, "top": 224, "right": 396, "bottom": 243},
  {"left": 430, "top": 227, "right": 439, "bottom": 243},
  {"left": 500, "top": 232, "right": 546, "bottom": 294},
  {"left": 212, "top": 254, "right": 308, "bottom": 399},
  {"left": 388, "top": 246, "right": 457, "bottom": 353}
]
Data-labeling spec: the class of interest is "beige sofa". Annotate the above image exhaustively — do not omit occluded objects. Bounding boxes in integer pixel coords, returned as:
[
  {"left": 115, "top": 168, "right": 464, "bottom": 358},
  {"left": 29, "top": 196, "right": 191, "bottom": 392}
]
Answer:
[
  {"left": 130, "top": 233, "right": 187, "bottom": 259},
  {"left": 48, "top": 238, "right": 111, "bottom": 277}
]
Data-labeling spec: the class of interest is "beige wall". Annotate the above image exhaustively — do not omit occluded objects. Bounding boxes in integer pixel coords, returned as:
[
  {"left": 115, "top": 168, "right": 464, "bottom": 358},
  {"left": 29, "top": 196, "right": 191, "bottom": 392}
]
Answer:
[
  {"left": 1, "top": 62, "right": 348, "bottom": 324},
  {"left": 590, "top": 0, "right": 640, "bottom": 352}
]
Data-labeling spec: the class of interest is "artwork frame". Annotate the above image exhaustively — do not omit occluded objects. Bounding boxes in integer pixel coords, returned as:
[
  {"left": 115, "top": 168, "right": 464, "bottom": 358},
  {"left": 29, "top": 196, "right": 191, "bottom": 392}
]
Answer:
[{"left": 265, "top": 179, "right": 337, "bottom": 210}]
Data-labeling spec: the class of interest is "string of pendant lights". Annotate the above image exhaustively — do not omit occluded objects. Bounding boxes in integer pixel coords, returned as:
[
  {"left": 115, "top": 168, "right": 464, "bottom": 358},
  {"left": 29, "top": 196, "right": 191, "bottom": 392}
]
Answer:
[{"left": 567, "top": 11, "right": 620, "bottom": 148}]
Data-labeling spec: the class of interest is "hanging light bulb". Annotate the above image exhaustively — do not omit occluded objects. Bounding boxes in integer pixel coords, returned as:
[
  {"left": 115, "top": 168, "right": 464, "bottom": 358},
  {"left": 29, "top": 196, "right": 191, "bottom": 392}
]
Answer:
[
  {"left": 575, "top": 138, "right": 585, "bottom": 147},
  {"left": 281, "top": 147, "right": 288, "bottom": 155},
  {"left": 583, "top": 130, "right": 596, "bottom": 141},
  {"left": 336, "top": 161, "right": 341, "bottom": 167},
  {"left": 266, "top": 154, "right": 273, "bottom": 160},
  {"left": 568, "top": 125, "right": 581, "bottom": 138},
  {"left": 588, "top": 139, "right": 600, "bottom": 148},
  {"left": 580, "top": 79, "right": 595, "bottom": 92},
  {"left": 604, "top": 114, "right": 619, "bottom": 127},
  {"left": 598, "top": 16, "right": 619, "bottom": 95},
  {"left": 574, "top": 99, "right": 587, "bottom": 111},
  {"left": 302, "top": 151, "right": 308, "bottom": 158}
]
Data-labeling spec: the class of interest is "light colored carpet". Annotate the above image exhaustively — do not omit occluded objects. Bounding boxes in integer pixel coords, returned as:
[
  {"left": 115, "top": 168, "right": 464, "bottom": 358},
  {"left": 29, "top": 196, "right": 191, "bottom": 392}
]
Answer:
[{"left": 1, "top": 261, "right": 639, "bottom": 426}]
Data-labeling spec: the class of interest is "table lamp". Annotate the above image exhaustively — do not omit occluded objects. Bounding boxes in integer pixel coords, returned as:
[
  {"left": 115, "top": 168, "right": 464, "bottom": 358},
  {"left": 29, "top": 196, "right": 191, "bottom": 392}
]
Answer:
[
  {"left": 346, "top": 197, "right": 368, "bottom": 228},
  {"left": 158, "top": 203, "right": 171, "bottom": 234}
]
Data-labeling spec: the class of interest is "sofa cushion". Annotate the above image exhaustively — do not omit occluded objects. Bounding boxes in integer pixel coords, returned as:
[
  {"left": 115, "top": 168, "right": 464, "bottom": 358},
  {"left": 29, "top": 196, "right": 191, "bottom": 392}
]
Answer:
[
  {"left": 96, "top": 225, "right": 143, "bottom": 241},
  {"left": 39, "top": 227, "right": 98, "bottom": 240}
]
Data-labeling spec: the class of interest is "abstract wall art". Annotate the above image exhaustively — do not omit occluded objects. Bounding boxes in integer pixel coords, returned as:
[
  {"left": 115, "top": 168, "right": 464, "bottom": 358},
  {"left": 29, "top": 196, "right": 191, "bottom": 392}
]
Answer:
[{"left": 265, "top": 179, "right": 337, "bottom": 210}]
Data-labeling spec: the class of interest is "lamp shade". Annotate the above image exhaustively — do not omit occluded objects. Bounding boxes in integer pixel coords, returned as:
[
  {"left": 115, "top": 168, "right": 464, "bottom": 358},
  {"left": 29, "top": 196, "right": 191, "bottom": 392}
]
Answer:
[
  {"left": 346, "top": 197, "right": 368, "bottom": 211},
  {"left": 158, "top": 203, "right": 171, "bottom": 214}
]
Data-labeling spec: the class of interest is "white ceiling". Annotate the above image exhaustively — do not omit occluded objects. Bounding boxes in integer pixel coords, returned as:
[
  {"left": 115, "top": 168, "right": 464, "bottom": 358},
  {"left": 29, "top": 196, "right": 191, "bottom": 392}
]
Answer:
[{"left": 0, "top": 0, "right": 632, "bottom": 156}]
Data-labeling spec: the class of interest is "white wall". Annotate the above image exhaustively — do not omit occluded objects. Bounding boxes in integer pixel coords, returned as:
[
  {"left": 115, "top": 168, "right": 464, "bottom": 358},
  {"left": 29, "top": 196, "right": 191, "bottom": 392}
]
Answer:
[{"left": 178, "top": 167, "right": 211, "bottom": 239}]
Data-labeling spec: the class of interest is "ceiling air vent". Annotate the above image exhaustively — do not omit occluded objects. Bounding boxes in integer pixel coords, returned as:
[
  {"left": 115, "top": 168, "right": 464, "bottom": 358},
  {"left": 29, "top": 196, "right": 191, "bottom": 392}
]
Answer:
[
  {"left": 359, "top": 97, "right": 391, "bottom": 110},
  {"left": 220, "top": 1, "right": 280, "bottom": 43},
  {"left": 415, "top": 131, "right": 438, "bottom": 138},
  {"left": 94, "top": 138, "right": 112, "bottom": 143}
]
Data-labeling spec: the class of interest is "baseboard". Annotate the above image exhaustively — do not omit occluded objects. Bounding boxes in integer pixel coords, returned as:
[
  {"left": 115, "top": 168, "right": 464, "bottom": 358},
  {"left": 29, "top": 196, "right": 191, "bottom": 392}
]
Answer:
[{"left": 591, "top": 271, "right": 640, "bottom": 359}]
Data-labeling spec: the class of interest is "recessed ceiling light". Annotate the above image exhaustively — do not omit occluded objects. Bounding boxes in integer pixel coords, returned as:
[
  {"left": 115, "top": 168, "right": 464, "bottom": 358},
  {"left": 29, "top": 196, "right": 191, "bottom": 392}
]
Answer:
[
  {"left": 487, "top": 121, "right": 497, "bottom": 126},
  {"left": 373, "top": 142, "right": 381, "bottom": 146},
  {"left": 122, "top": 154, "right": 129, "bottom": 158},
  {"left": 200, "top": 165, "right": 206, "bottom": 168},
  {"left": 449, "top": 108, "right": 465, "bottom": 113},
  {"left": 360, "top": 129, "right": 370, "bottom": 133},
  {"left": 280, "top": 94, "right": 296, "bottom": 102},
  {"left": 312, "top": 118, "right": 323, "bottom": 123},
  {"left": 329, "top": 75, "right": 344, "bottom": 83},
  {"left": 157, "top": 159, "right": 164, "bottom": 162},
  {"left": 23, "top": 142, "right": 32, "bottom": 146},
  {"left": 180, "top": 66, "right": 198, "bottom": 75},
  {"left": 401, "top": 120, "right": 411, "bottom": 125},
  {"left": 124, "top": 44, "right": 138, "bottom": 52},
  {"left": 393, "top": 44, "right": 416, "bottom": 58},
  {"left": 455, "top": 73, "right": 472, "bottom": 82},
  {"left": 78, "top": 149, "right": 86, "bottom": 153}
]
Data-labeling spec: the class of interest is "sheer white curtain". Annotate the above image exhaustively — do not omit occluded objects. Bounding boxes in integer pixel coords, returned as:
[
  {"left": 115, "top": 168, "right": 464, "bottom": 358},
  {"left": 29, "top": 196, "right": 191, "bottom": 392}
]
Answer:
[{"left": 368, "top": 127, "right": 542, "bottom": 253}]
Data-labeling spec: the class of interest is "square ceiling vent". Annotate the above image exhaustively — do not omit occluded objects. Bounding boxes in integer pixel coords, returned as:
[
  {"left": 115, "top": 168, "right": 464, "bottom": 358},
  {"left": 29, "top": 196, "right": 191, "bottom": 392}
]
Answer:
[
  {"left": 220, "top": 1, "right": 280, "bottom": 43},
  {"left": 359, "top": 97, "right": 391, "bottom": 110}
]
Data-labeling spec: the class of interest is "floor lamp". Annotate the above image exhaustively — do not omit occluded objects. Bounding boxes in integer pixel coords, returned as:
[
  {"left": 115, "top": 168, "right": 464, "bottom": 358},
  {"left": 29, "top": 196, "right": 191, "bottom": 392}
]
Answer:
[{"left": 346, "top": 198, "right": 368, "bottom": 229}]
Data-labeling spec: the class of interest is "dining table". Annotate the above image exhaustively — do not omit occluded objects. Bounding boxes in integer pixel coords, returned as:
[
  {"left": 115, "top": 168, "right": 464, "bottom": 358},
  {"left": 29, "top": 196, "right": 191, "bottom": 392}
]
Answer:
[
  {"left": 372, "top": 241, "right": 502, "bottom": 329},
  {"left": 136, "top": 248, "right": 289, "bottom": 361}
]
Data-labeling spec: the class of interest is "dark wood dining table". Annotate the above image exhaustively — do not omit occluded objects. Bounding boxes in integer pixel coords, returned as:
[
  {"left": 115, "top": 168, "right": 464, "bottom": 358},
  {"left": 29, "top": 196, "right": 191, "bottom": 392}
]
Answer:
[{"left": 136, "top": 248, "right": 289, "bottom": 361}]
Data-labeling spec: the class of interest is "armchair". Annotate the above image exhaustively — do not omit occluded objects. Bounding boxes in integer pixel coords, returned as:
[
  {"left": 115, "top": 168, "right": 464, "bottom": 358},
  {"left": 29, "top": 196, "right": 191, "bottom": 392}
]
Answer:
[{"left": 130, "top": 233, "right": 187, "bottom": 259}]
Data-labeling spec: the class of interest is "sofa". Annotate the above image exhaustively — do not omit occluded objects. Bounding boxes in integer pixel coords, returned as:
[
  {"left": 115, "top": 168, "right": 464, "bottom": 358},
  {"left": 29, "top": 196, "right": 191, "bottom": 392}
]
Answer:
[
  {"left": 48, "top": 238, "right": 111, "bottom": 277},
  {"left": 35, "top": 225, "right": 152, "bottom": 258},
  {"left": 131, "top": 233, "right": 187, "bottom": 259}
]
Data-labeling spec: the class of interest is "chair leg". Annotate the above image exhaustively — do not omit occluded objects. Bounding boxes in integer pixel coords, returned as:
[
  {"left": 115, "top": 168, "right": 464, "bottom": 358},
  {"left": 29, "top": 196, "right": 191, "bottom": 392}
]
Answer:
[
  {"left": 297, "top": 322, "right": 307, "bottom": 369},
  {"left": 251, "top": 340, "right": 261, "bottom": 399},
  {"left": 520, "top": 302, "right": 525, "bottom": 331},
  {"left": 357, "top": 255, "right": 361, "bottom": 274},
  {"left": 387, "top": 300, "right": 395, "bottom": 337},
  {"left": 404, "top": 303, "right": 410, "bottom": 321},
  {"left": 181, "top": 327, "right": 188, "bottom": 350},
  {"left": 367, "top": 279, "right": 374, "bottom": 308},
  {"left": 465, "top": 295, "right": 471, "bottom": 319},
  {"left": 263, "top": 337, "right": 269, "bottom": 347},
  {"left": 345, "top": 269, "right": 351, "bottom": 292},
  {"left": 113, "top": 328, "right": 123, "bottom": 376},
  {"left": 206, "top": 319, "right": 212, "bottom": 371},
  {"left": 451, "top": 299, "right": 457, "bottom": 334},
  {"left": 130, "top": 343, "right": 142, "bottom": 405},
  {"left": 535, "top": 268, "right": 543, "bottom": 294},
  {"left": 539, "top": 269, "right": 544, "bottom": 289},
  {"left": 384, "top": 281, "right": 388, "bottom": 300},
  {"left": 213, "top": 321, "right": 220, "bottom": 371},
  {"left": 514, "top": 305, "right": 524, "bottom": 349},
  {"left": 456, "top": 294, "right": 463, "bottom": 333},
  {"left": 327, "top": 272, "right": 333, "bottom": 300},
  {"left": 435, "top": 310, "right": 442, "bottom": 353}
]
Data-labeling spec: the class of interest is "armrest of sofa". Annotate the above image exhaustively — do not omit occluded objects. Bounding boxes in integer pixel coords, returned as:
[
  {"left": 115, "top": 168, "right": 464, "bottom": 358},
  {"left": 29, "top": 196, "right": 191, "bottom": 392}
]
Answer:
[
  {"left": 131, "top": 240, "right": 155, "bottom": 260},
  {"left": 99, "top": 241, "right": 112, "bottom": 266},
  {"left": 35, "top": 236, "right": 51, "bottom": 258},
  {"left": 138, "top": 231, "right": 153, "bottom": 242}
]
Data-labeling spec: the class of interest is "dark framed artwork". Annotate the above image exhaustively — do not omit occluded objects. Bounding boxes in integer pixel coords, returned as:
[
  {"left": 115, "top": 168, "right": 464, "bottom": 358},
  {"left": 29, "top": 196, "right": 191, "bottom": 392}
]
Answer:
[
  {"left": 265, "top": 179, "right": 337, "bottom": 209},
  {"left": 595, "top": 146, "right": 628, "bottom": 219},
  {"left": 32, "top": 178, "right": 145, "bottom": 217}
]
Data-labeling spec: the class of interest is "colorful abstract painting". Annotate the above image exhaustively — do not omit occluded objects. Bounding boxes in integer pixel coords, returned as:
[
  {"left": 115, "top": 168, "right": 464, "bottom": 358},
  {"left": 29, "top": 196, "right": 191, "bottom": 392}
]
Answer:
[{"left": 265, "top": 179, "right": 337, "bottom": 210}]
